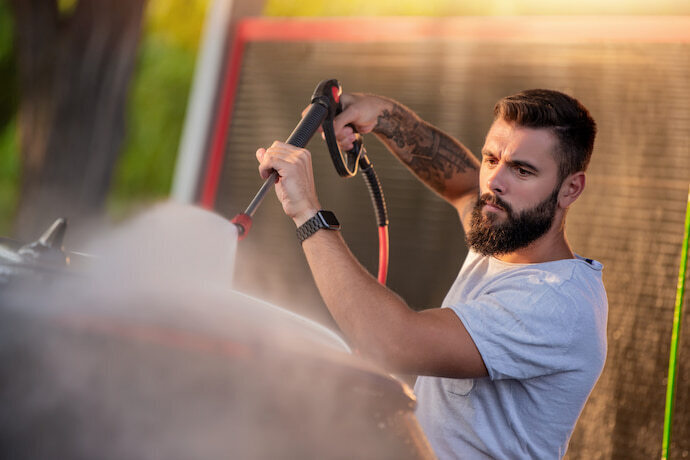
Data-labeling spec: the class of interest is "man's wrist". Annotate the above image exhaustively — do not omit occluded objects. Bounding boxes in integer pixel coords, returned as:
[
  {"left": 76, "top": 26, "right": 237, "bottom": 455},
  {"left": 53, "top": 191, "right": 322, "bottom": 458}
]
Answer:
[
  {"left": 296, "top": 210, "right": 341, "bottom": 244},
  {"left": 293, "top": 208, "right": 320, "bottom": 227}
]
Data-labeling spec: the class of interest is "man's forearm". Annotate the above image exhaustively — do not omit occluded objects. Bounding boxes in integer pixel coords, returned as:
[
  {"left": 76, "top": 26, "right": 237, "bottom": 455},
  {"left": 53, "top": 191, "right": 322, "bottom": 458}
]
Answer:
[
  {"left": 300, "top": 229, "right": 414, "bottom": 366},
  {"left": 372, "top": 99, "right": 480, "bottom": 203},
  {"left": 299, "top": 228, "right": 487, "bottom": 378}
]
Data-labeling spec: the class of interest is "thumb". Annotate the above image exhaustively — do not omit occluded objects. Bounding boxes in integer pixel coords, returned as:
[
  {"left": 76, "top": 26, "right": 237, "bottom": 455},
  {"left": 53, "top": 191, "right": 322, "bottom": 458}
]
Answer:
[{"left": 256, "top": 147, "right": 266, "bottom": 162}]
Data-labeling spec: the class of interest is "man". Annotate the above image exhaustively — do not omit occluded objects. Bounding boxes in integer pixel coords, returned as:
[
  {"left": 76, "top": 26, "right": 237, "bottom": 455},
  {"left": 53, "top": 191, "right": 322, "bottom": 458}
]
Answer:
[{"left": 256, "top": 89, "right": 608, "bottom": 459}]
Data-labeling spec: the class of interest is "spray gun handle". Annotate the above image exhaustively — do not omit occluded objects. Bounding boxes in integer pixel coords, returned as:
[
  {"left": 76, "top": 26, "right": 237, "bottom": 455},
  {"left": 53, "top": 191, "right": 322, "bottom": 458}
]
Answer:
[
  {"left": 313, "top": 79, "right": 364, "bottom": 178},
  {"left": 310, "top": 79, "right": 342, "bottom": 120},
  {"left": 243, "top": 99, "right": 330, "bottom": 217},
  {"left": 232, "top": 81, "right": 336, "bottom": 239}
]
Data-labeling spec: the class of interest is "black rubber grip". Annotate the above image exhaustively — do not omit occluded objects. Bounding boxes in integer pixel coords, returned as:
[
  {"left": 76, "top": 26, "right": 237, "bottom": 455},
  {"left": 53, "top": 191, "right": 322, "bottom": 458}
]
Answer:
[
  {"left": 360, "top": 158, "right": 389, "bottom": 227},
  {"left": 286, "top": 103, "right": 328, "bottom": 148}
]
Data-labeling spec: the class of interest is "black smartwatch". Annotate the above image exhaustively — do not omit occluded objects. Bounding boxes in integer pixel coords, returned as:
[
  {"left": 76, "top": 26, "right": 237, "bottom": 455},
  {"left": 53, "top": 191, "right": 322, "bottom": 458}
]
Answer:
[{"left": 296, "top": 210, "right": 340, "bottom": 243}]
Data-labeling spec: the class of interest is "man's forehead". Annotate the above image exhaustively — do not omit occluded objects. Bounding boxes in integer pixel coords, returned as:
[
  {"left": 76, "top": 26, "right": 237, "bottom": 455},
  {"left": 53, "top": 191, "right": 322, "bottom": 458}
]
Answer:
[{"left": 482, "top": 119, "right": 559, "bottom": 163}]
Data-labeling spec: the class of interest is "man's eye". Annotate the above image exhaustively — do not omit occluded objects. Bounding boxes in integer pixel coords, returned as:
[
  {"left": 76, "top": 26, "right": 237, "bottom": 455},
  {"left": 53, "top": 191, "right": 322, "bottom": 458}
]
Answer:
[
  {"left": 484, "top": 157, "right": 498, "bottom": 165},
  {"left": 516, "top": 167, "right": 532, "bottom": 177}
]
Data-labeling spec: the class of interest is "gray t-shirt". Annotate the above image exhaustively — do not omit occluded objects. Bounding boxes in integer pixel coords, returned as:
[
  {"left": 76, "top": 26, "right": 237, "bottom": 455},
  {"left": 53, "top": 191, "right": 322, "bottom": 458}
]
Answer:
[{"left": 414, "top": 250, "right": 608, "bottom": 459}]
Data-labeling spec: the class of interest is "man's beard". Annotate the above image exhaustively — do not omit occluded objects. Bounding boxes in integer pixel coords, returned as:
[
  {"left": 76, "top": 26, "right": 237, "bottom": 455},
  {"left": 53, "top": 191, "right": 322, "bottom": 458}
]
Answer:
[{"left": 466, "top": 188, "right": 560, "bottom": 257}]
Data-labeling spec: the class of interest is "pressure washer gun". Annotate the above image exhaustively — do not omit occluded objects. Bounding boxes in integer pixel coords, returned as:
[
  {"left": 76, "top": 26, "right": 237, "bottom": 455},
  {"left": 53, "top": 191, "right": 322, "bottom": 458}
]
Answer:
[{"left": 231, "top": 79, "right": 389, "bottom": 284}]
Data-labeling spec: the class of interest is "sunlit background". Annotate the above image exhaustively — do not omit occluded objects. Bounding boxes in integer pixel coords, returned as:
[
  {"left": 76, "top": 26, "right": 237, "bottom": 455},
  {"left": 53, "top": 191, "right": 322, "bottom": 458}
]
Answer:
[
  {"left": 0, "top": 1, "right": 689, "bottom": 459},
  {"left": 1, "top": 0, "right": 689, "bottom": 235}
]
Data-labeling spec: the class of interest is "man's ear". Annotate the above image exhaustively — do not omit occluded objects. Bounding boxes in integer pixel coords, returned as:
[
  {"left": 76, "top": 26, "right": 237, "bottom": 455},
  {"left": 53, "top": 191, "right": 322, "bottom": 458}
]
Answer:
[{"left": 558, "top": 172, "right": 585, "bottom": 209}]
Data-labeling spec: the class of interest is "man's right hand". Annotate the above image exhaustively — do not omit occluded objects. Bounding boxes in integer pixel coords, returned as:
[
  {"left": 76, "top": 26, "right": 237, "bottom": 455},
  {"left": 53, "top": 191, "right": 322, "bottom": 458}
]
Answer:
[
  {"left": 302, "top": 93, "right": 392, "bottom": 152},
  {"left": 306, "top": 90, "right": 480, "bottom": 219},
  {"left": 331, "top": 93, "right": 393, "bottom": 150}
]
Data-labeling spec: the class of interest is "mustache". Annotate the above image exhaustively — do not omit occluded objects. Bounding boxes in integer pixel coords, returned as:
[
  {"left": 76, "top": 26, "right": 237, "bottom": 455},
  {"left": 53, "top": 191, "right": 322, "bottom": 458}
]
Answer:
[{"left": 478, "top": 193, "right": 513, "bottom": 214}]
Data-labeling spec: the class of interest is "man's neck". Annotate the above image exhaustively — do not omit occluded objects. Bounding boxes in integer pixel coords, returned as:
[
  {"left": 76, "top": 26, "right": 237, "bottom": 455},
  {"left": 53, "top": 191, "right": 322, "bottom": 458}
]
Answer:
[{"left": 494, "top": 225, "right": 574, "bottom": 264}]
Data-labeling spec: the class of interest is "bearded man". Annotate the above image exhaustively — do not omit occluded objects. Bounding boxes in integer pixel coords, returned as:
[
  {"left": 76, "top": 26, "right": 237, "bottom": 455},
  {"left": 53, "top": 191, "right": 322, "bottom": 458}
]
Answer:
[{"left": 256, "top": 89, "right": 608, "bottom": 459}]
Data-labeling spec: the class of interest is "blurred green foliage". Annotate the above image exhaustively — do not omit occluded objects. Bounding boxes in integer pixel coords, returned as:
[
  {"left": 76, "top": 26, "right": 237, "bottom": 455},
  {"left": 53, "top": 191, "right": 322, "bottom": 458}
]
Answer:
[
  {"left": 0, "top": 117, "right": 18, "bottom": 236},
  {"left": 108, "top": 0, "right": 210, "bottom": 219},
  {"left": 57, "top": 0, "right": 77, "bottom": 16},
  {"left": 0, "top": 0, "right": 18, "bottom": 235},
  {"left": 146, "top": 0, "right": 210, "bottom": 52},
  {"left": 0, "top": 0, "right": 212, "bottom": 232}
]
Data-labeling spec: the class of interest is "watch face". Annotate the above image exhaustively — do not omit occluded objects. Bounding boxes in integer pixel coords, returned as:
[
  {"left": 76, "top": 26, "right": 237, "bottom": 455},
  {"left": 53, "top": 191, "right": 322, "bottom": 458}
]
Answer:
[{"left": 318, "top": 211, "right": 340, "bottom": 229}]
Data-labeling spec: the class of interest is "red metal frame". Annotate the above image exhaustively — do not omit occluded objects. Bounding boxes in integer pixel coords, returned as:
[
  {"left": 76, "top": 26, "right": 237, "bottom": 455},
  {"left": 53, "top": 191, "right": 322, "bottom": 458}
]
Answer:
[{"left": 200, "top": 16, "right": 689, "bottom": 209}]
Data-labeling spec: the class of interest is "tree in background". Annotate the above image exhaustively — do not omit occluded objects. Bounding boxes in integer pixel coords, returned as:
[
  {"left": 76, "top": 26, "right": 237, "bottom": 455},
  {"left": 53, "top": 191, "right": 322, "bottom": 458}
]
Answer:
[
  {"left": 8, "top": 0, "right": 147, "bottom": 238},
  {"left": 108, "top": 0, "right": 211, "bottom": 219}
]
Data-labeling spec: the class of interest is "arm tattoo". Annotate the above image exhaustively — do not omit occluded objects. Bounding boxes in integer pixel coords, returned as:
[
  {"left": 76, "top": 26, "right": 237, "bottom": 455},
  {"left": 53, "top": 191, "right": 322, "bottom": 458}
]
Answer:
[{"left": 373, "top": 104, "right": 477, "bottom": 193}]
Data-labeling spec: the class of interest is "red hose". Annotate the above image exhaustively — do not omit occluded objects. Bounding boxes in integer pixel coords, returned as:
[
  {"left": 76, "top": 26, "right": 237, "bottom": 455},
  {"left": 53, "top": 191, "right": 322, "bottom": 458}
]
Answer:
[{"left": 377, "top": 225, "right": 389, "bottom": 285}]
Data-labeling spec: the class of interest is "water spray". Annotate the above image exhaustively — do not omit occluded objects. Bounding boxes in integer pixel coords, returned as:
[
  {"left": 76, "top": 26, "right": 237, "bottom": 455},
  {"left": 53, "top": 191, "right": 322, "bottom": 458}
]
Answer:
[{"left": 231, "top": 79, "right": 389, "bottom": 284}]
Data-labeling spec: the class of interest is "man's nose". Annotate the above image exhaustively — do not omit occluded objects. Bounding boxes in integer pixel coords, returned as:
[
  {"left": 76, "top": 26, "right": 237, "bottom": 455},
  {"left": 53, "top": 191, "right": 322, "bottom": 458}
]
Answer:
[{"left": 486, "top": 164, "right": 507, "bottom": 195}]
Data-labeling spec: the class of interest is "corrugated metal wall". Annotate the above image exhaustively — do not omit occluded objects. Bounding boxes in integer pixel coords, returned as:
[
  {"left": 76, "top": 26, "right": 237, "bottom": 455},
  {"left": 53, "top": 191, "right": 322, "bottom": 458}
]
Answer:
[{"left": 211, "top": 27, "right": 690, "bottom": 459}]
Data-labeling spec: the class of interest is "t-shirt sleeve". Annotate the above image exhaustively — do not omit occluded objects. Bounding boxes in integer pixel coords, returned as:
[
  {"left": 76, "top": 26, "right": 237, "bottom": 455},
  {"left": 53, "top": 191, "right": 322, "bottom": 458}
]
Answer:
[{"left": 448, "top": 280, "right": 583, "bottom": 380}]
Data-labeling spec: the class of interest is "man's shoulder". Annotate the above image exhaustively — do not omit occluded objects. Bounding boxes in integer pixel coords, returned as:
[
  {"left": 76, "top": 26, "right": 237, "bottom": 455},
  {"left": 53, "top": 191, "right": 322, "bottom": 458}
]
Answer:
[
  {"left": 470, "top": 250, "right": 599, "bottom": 286},
  {"left": 459, "top": 249, "right": 607, "bottom": 313},
  {"left": 467, "top": 251, "right": 607, "bottom": 325}
]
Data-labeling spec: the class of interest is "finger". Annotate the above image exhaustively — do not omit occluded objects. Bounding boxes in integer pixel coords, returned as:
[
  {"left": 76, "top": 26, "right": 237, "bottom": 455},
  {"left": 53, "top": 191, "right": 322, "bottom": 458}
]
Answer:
[
  {"left": 258, "top": 162, "right": 274, "bottom": 180},
  {"left": 270, "top": 140, "right": 310, "bottom": 153},
  {"left": 332, "top": 134, "right": 356, "bottom": 152},
  {"left": 258, "top": 145, "right": 286, "bottom": 179},
  {"left": 340, "top": 92, "right": 355, "bottom": 108},
  {"left": 266, "top": 141, "right": 312, "bottom": 162},
  {"left": 334, "top": 127, "right": 357, "bottom": 151},
  {"left": 261, "top": 143, "right": 311, "bottom": 170},
  {"left": 344, "top": 134, "right": 358, "bottom": 151},
  {"left": 257, "top": 146, "right": 277, "bottom": 179},
  {"left": 334, "top": 125, "right": 354, "bottom": 143},
  {"left": 256, "top": 147, "right": 266, "bottom": 162},
  {"left": 333, "top": 104, "right": 361, "bottom": 135}
]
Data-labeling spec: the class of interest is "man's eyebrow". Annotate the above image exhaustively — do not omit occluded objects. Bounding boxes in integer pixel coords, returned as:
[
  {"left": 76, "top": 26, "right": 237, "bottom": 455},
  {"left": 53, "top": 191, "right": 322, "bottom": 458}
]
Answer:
[
  {"left": 480, "top": 150, "right": 539, "bottom": 172},
  {"left": 506, "top": 158, "right": 540, "bottom": 172}
]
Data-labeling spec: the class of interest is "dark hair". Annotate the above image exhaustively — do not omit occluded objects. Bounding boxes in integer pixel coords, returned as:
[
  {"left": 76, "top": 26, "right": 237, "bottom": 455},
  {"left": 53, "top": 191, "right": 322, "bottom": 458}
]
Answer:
[{"left": 494, "top": 89, "right": 597, "bottom": 183}]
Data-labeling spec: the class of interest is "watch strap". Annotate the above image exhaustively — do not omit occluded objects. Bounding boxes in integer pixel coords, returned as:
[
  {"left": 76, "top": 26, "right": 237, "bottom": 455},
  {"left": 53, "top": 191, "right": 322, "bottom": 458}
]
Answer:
[{"left": 296, "top": 210, "right": 339, "bottom": 243}]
